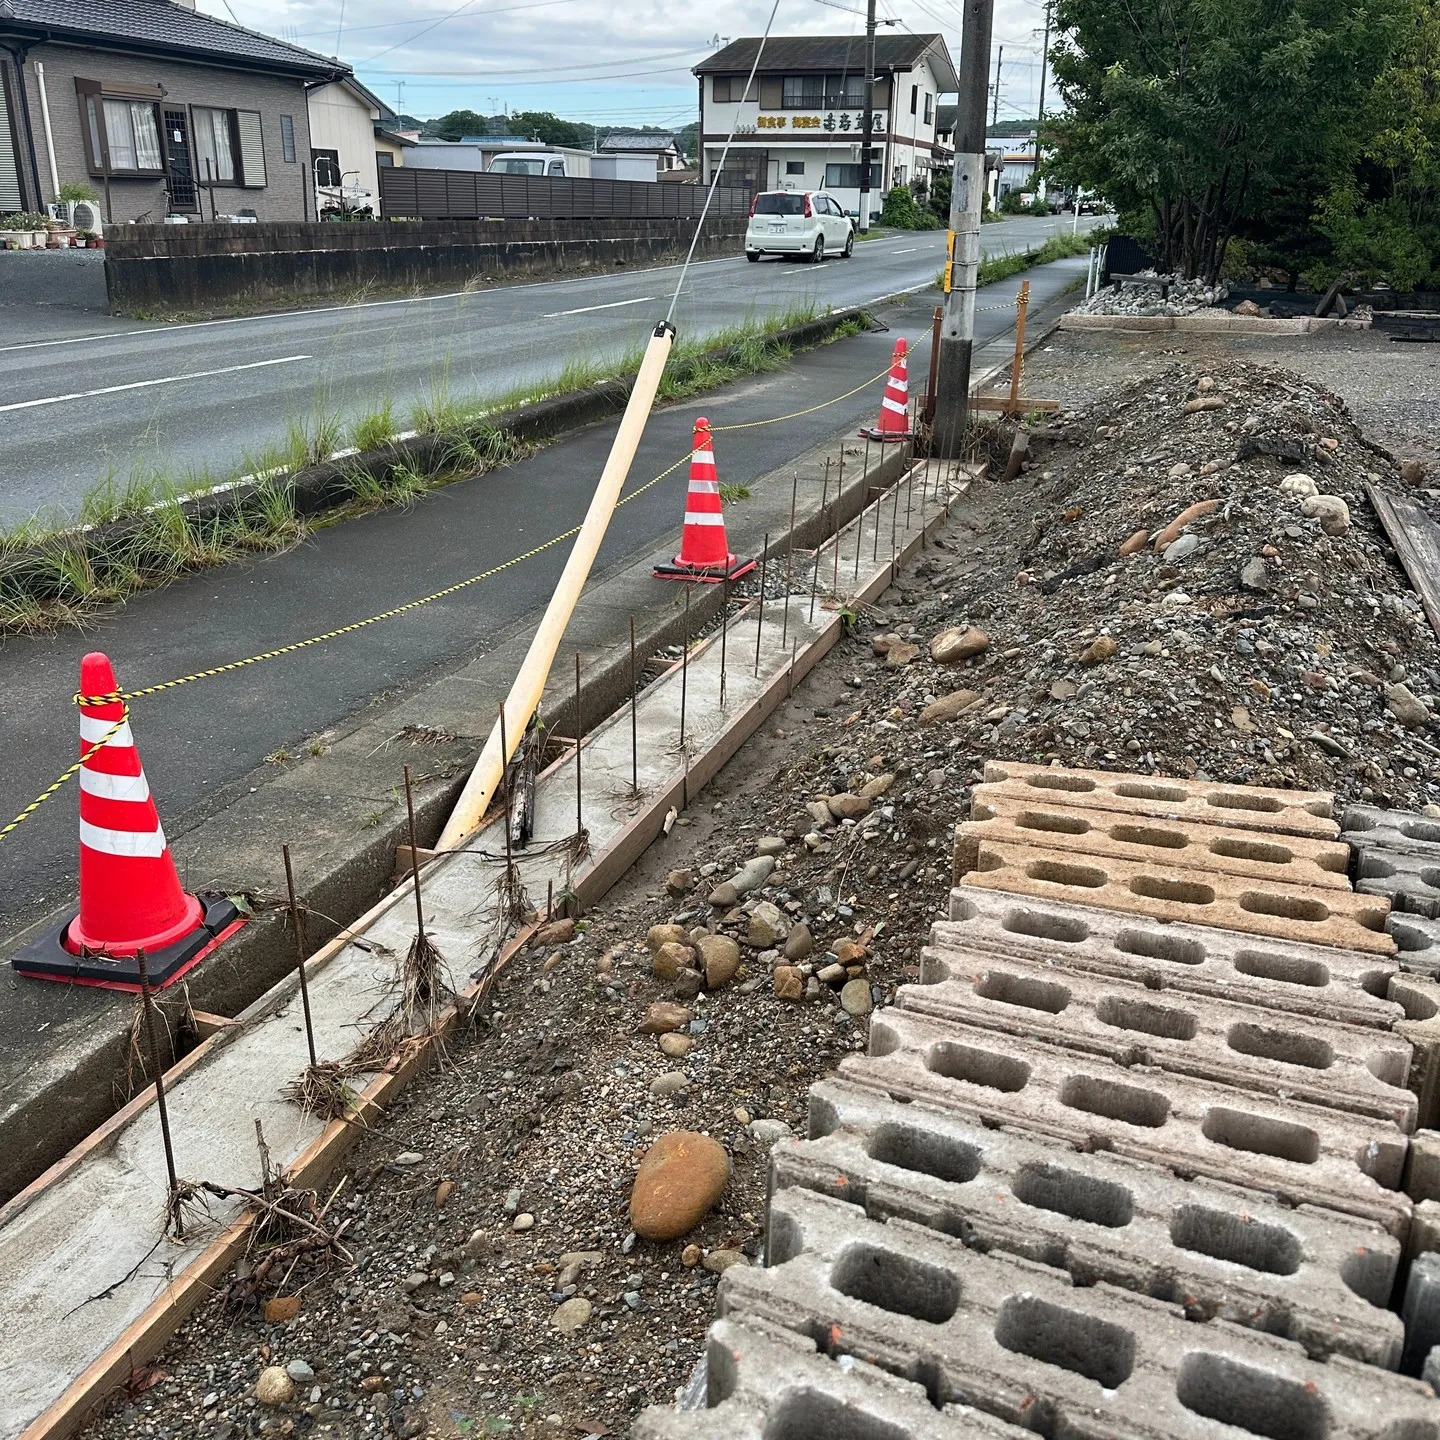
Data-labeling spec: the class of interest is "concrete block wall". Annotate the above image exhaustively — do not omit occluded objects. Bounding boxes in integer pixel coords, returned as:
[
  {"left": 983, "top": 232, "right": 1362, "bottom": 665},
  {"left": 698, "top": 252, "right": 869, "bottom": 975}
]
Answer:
[{"left": 635, "top": 768, "right": 1440, "bottom": 1434}]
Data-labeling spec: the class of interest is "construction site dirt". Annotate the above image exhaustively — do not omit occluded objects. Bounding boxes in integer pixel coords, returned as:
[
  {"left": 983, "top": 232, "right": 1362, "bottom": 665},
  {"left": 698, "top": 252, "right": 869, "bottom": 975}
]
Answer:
[{"left": 82, "top": 343, "right": 1439, "bottom": 1439}]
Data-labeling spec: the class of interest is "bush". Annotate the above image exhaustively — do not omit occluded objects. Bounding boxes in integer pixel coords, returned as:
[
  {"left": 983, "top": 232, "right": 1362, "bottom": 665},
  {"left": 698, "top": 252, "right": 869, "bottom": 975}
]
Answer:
[
  {"left": 999, "top": 188, "right": 1028, "bottom": 215},
  {"left": 880, "top": 184, "right": 929, "bottom": 230}
]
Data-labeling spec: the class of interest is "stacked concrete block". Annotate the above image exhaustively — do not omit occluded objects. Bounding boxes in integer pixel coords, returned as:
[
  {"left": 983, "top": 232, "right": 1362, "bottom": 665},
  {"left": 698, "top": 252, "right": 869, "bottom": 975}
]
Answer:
[
  {"left": 904, "top": 945, "right": 1415, "bottom": 1127},
  {"left": 845, "top": 1008, "right": 1410, "bottom": 1232},
  {"left": 1345, "top": 804, "right": 1440, "bottom": 919},
  {"left": 717, "top": 1188, "right": 1438, "bottom": 1438},
  {"left": 940, "top": 885, "right": 1402, "bottom": 1028},
  {"left": 1389, "top": 911, "right": 1440, "bottom": 978},
  {"left": 630, "top": 1316, "right": 1034, "bottom": 1440},
  {"left": 782, "top": 1078, "right": 1405, "bottom": 1365},
  {"left": 1392, "top": 973, "right": 1440, "bottom": 1129}
]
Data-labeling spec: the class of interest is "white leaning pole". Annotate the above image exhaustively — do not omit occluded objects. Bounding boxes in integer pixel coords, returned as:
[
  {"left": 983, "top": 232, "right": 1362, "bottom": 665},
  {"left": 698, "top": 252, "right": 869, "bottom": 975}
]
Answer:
[{"left": 437, "top": 319, "right": 676, "bottom": 850}]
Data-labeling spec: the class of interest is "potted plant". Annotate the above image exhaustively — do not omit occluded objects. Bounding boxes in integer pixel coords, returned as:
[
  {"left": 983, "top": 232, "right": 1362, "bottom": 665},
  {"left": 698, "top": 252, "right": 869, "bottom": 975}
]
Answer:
[{"left": 74, "top": 228, "right": 97, "bottom": 249}]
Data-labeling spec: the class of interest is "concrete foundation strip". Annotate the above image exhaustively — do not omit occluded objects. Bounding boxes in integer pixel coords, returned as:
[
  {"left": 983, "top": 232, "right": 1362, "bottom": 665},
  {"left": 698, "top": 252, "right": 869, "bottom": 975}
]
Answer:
[
  {"left": 718, "top": 1187, "right": 1436, "bottom": 1437},
  {"left": 957, "top": 794, "right": 1354, "bottom": 890},
  {"left": 939, "top": 885, "right": 1402, "bottom": 1028},
  {"left": 956, "top": 833, "right": 1395, "bottom": 953},
  {"left": 0, "top": 461, "right": 949, "bottom": 1440},
  {"left": 976, "top": 760, "right": 1340, "bottom": 840},
  {"left": 902, "top": 943, "right": 1417, "bottom": 1129},
  {"left": 631, "top": 1315, "right": 1035, "bottom": 1439},
  {"left": 843, "top": 1008, "right": 1411, "bottom": 1234},
  {"left": 783, "top": 1077, "right": 1405, "bottom": 1367}
]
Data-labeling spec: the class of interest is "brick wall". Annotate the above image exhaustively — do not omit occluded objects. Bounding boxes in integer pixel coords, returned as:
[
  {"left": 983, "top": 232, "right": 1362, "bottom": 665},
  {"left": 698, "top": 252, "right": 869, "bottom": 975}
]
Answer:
[{"left": 18, "top": 40, "right": 313, "bottom": 223}]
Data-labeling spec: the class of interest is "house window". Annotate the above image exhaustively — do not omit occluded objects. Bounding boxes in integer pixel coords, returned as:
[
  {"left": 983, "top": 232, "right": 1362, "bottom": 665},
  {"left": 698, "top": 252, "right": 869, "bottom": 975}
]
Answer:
[
  {"left": 312, "top": 147, "right": 341, "bottom": 187},
  {"left": 280, "top": 114, "right": 296, "bottom": 163},
  {"left": 712, "top": 74, "right": 756, "bottom": 103},
  {"left": 824, "top": 74, "right": 866, "bottom": 108},
  {"left": 924, "top": 93, "right": 934, "bottom": 124},
  {"left": 824, "top": 162, "right": 881, "bottom": 189},
  {"left": 781, "top": 75, "right": 825, "bottom": 108},
  {"left": 376, "top": 151, "right": 394, "bottom": 168},
  {"left": 75, "top": 80, "right": 164, "bottom": 176},
  {"left": 193, "top": 106, "right": 236, "bottom": 183},
  {"left": 786, "top": 160, "right": 805, "bottom": 175},
  {"left": 893, "top": 164, "right": 908, "bottom": 186},
  {"left": 910, "top": 84, "right": 918, "bottom": 114}
]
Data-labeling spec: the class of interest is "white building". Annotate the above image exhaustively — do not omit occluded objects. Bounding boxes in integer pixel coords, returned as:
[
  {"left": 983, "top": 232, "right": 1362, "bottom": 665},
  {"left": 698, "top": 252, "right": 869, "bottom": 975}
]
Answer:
[
  {"left": 694, "top": 34, "right": 956, "bottom": 222},
  {"left": 306, "top": 76, "right": 405, "bottom": 218},
  {"left": 596, "top": 132, "right": 687, "bottom": 176},
  {"left": 405, "top": 136, "right": 592, "bottom": 177}
]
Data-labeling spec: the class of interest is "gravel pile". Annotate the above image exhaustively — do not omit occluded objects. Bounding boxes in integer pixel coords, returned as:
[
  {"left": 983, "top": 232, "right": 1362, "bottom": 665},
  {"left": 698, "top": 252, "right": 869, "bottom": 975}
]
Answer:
[
  {"left": 82, "top": 357, "right": 1439, "bottom": 1440},
  {"left": 1077, "top": 272, "right": 1227, "bottom": 317}
]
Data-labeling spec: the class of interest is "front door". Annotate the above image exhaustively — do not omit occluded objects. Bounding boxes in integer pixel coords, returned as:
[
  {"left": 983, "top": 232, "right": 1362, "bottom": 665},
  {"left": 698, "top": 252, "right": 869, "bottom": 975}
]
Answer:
[{"left": 163, "top": 108, "right": 197, "bottom": 213}]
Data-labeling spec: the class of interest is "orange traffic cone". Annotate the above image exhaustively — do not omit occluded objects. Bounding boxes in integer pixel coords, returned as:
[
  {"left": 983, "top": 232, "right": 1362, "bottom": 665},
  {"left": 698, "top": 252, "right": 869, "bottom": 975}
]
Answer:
[
  {"left": 859, "top": 338, "right": 914, "bottom": 442},
  {"left": 653, "top": 417, "right": 756, "bottom": 584},
  {"left": 12, "top": 652, "right": 245, "bottom": 990}
]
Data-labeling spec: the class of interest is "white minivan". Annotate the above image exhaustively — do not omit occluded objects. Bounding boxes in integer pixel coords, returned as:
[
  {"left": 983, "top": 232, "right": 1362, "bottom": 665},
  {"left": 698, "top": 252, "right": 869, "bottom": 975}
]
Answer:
[
  {"left": 745, "top": 190, "right": 855, "bottom": 263},
  {"left": 488, "top": 151, "right": 572, "bottom": 177}
]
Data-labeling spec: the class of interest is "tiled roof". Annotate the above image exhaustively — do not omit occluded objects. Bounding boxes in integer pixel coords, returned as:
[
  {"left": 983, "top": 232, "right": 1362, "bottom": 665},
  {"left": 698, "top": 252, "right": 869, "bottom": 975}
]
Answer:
[
  {"left": 599, "top": 133, "right": 678, "bottom": 152},
  {"left": 695, "top": 33, "right": 956, "bottom": 90},
  {"left": 0, "top": 0, "right": 344, "bottom": 77}
]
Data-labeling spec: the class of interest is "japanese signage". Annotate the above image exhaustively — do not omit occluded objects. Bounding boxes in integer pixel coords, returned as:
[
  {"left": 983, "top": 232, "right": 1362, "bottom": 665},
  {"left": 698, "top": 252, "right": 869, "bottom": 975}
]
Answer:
[{"left": 756, "top": 113, "right": 886, "bottom": 133}]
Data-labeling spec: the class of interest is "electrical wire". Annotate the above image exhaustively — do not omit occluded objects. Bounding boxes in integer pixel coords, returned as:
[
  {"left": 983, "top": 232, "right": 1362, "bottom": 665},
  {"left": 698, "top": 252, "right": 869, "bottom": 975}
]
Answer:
[{"left": 663, "top": 0, "right": 781, "bottom": 326}]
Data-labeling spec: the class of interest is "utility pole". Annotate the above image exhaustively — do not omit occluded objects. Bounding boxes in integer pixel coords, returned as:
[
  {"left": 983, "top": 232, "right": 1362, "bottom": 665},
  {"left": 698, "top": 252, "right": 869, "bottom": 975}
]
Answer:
[
  {"left": 859, "top": 0, "right": 877, "bottom": 234},
  {"left": 1037, "top": 0, "right": 1051, "bottom": 120},
  {"left": 991, "top": 45, "right": 1002, "bottom": 126},
  {"left": 933, "top": 0, "right": 995, "bottom": 458}
]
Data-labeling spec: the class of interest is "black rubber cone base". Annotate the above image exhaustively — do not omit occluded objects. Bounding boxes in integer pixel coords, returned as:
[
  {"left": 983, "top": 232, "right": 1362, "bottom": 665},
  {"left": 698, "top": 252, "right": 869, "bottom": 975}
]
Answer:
[
  {"left": 858, "top": 426, "right": 913, "bottom": 443},
  {"left": 653, "top": 555, "right": 757, "bottom": 584},
  {"left": 12, "top": 894, "right": 246, "bottom": 991}
]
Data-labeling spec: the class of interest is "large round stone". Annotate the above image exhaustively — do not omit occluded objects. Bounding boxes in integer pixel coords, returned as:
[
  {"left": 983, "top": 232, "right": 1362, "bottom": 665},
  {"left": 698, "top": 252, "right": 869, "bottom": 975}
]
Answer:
[{"left": 629, "top": 1131, "right": 730, "bottom": 1242}]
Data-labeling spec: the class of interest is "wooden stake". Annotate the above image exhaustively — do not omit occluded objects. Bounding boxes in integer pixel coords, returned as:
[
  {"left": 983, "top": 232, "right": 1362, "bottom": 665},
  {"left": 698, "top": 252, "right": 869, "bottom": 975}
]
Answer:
[
  {"left": 282, "top": 844, "right": 318, "bottom": 1070},
  {"left": 135, "top": 947, "right": 182, "bottom": 1238},
  {"left": 1008, "top": 280, "right": 1030, "bottom": 414}
]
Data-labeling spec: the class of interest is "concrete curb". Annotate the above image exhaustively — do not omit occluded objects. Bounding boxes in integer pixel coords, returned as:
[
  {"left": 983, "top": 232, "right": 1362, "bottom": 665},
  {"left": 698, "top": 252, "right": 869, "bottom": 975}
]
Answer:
[
  {"left": 0, "top": 306, "right": 868, "bottom": 601},
  {"left": 1059, "top": 311, "right": 1371, "bottom": 335}
]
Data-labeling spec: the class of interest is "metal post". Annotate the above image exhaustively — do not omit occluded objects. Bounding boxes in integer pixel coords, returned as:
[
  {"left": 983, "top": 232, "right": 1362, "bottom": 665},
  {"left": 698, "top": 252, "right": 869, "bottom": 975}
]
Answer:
[
  {"left": 933, "top": 0, "right": 995, "bottom": 458},
  {"left": 629, "top": 617, "right": 638, "bottom": 793},
  {"left": 498, "top": 706, "right": 514, "bottom": 868},
  {"left": 403, "top": 763, "right": 428, "bottom": 940},
  {"left": 781, "top": 472, "right": 797, "bottom": 648},
  {"left": 755, "top": 535, "right": 768, "bottom": 677},
  {"left": 719, "top": 578, "right": 730, "bottom": 709},
  {"left": 809, "top": 467, "right": 829, "bottom": 625},
  {"left": 282, "top": 844, "right": 318, "bottom": 1070},
  {"left": 924, "top": 305, "right": 943, "bottom": 424},
  {"left": 680, "top": 587, "right": 690, "bottom": 747},
  {"left": 135, "top": 948, "right": 182, "bottom": 1237},
  {"left": 573, "top": 652, "right": 583, "bottom": 834}
]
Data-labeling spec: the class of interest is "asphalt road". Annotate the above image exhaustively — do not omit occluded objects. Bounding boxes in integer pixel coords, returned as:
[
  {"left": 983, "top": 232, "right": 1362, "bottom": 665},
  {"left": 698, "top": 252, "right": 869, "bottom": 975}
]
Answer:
[
  {"left": 0, "top": 215, "right": 1097, "bottom": 524},
  {"left": 0, "top": 256, "right": 1089, "bottom": 941}
]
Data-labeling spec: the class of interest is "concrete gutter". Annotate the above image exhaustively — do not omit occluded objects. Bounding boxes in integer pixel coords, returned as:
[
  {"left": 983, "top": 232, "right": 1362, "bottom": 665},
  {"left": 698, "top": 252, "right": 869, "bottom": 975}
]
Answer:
[{"left": 1059, "top": 312, "right": 1372, "bottom": 336}]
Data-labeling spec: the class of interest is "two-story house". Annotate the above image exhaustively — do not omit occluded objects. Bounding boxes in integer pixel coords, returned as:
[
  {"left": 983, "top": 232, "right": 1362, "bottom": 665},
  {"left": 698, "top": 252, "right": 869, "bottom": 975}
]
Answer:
[
  {"left": 693, "top": 34, "right": 956, "bottom": 221},
  {"left": 0, "top": 0, "right": 345, "bottom": 223}
]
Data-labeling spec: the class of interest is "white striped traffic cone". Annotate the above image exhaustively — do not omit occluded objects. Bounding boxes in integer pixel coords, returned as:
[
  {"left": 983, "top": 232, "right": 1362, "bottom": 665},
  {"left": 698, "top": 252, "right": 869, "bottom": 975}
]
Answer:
[
  {"left": 860, "top": 338, "right": 914, "bottom": 442},
  {"left": 11, "top": 652, "right": 245, "bottom": 990},
  {"left": 654, "top": 417, "right": 756, "bottom": 583}
]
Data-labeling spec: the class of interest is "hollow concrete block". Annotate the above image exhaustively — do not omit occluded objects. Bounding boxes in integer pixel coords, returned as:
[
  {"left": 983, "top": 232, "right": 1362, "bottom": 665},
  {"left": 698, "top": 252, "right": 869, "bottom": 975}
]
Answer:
[
  {"left": 631, "top": 1316, "right": 1032, "bottom": 1439},
  {"left": 843, "top": 1009, "right": 1412, "bottom": 1234},
  {"left": 1391, "top": 911, "right": 1440, "bottom": 978},
  {"left": 720, "top": 1187, "right": 1437, "bottom": 1438},
  {"left": 1391, "top": 976, "right": 1440, "bottom": 1132},
  {"left": 1405, "top": 1129, "right": 1440, "bottom": 1203},
  {"left": 782, "top": 1077, "right": 1404, "bottom": 1367},
  {"left": 1403, "top": 1251, "right": 1440, "bottom": 1374},
  {"left": 905, "top": 945, "right": 1415, "bottom": 1129},
  {"left": 1355, "top": 846, "right": 1440, "bottom": 919},
  {"left": 941, "top": 885, "right": 1401, "bottom": 1029}
]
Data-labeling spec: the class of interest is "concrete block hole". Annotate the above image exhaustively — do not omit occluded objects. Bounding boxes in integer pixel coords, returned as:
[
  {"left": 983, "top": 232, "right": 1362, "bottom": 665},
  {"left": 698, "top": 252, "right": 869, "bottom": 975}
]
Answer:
[
  {"left": 1238, "top": 891, "right": 1333, "bottom": 926},
  {"left": 1225, "top": 1022, "right": 1335, "bottom": 1071},
  {"left": 868, "top": 1123, "right": 984, "bottom": 1186},
  {"left": 993, "top": 1293, "right": 1136, "bottom": 1389},
  {"left": 763, "top": 1393, "right": 910, "bottom": 1440},
  {"left": 1200, "top": 1107, "right": 1320, "bottom": 1165},
  {"left": 1232, "top": 948, "right": 1330, "bottom": 989},
  {"left": 997, "top": 906, "right": 1090, "bottom": 944},
  {"left": 1114, "top": 927, "right": 1208, "bottom": 966},
  {"left": 974, "top": 969, "right": 1072, "bottom": 1014},
  {"left": 1113, "top": 780, "right": 1189, "bottom": 803},
  {"left": 926, "top": 1041, "right": 1032, "bottom": 1094},
  {"left": 1025, "top": 859, "right": 1108, "bottom": 889},
  {"left": 1095, "top": 993, "right": 1199, "bottom": 1042},
  {"left": 1010, "top": 1159, "right": 1134, "bottom": 1228},
  {"left": 1014, "top": 809, "right": 1092, "bottom": 836},
  {"left": 830, "top": 1242, "right": 961, "bottom": 1325},
  {"left": 1167, "top": 1204, "right": 1301, "bottom": 1276},
  {"left": 1059, "top": 1073, "right": 1172, "bottom": 1129},
  {"left": 1111, "top": 822, "right": 1189, "bottom": 850},
  {"left": 1174, "top": 1352, "right": 1326, "bottom": 1440},
  {"left": 1021, "top": 772, "right": 1097, "bottom": 793},
  {"left": 1206, "top": 789, "right": 1286, "bottom": 814},
  {"left": 1130, "top": 874, "right": 1217, "bottom": 907}
]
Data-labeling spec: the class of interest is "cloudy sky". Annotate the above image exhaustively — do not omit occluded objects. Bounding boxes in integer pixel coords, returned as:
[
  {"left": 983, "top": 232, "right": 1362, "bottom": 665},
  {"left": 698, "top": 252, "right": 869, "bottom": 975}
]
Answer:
[{"left": 197, "top": 0, "right": 1050, "bottom": 129}]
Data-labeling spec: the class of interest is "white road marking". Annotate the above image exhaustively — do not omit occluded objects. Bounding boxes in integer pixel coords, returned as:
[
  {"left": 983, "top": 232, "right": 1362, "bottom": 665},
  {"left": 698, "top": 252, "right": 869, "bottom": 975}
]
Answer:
[
  {"left": 890, "top": 247, "right": 920, "bottom": 254},
  {"left": 0, "top": 355, "right": 311, "bottom": 412},
  {"left": 542, "top": 296, "right": 656, "bottom": 318}
]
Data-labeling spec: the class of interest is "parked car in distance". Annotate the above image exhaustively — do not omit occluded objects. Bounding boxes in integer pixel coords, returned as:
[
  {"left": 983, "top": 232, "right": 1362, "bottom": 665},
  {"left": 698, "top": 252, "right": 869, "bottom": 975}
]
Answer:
[
  {"left": 746, "top": 190, "right": 854, "bottom": 263},
  {"left": 488, "top": 151, "right": 572, "bottom": 177}
]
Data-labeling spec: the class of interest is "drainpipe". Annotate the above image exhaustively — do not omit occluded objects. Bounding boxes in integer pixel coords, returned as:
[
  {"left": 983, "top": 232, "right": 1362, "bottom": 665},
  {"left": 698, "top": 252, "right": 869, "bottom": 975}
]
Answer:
[
  {"left": 34, "top": 60, "right": 59, "bottom": 202},
  {"left": 1, "top": 42, "right": 45, "bottom": 211}
]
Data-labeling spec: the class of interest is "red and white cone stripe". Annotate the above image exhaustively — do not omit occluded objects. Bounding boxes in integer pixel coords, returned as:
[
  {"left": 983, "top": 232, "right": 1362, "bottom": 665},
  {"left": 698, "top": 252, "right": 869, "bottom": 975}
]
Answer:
[
  {"left": 682, "top": 441, "right": 725, "bottom": 527},
  {"left": 861, "top": 340, "right": 913, "bottom": 439},
  {"left": 78, "top": 709, "right": 167, "bottom": 857}
]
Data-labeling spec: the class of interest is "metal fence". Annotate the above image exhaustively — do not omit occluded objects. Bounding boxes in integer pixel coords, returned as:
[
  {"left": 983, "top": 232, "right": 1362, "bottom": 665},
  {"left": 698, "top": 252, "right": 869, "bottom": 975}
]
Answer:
[{"left": 379, "top": 168, "right": 752, "bottom": 222}]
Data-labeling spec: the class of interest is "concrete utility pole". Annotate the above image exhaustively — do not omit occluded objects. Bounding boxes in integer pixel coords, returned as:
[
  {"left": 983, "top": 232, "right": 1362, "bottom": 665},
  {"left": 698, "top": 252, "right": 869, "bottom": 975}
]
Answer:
[
  {"left": 859, "top": 0, "right": 877, "bottom": 234},
  {"left": 991, "top": 44, "right": 1002, "bottom": 126},
  {"left": 933, "top": 0, "right": 995, "bottom": 457},
  {"left": 1037, "top": 0, "right": 1051, "bottom": 120}
]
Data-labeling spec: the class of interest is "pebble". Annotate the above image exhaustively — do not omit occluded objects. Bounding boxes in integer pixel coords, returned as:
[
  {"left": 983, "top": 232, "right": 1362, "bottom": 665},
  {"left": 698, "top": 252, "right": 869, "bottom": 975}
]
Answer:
[
  {"left": 727, "top": 855, "right": 776, "bottom": 896},
  {"left": 1162, "top": 533, "right": 1200, "bottom": 562},
  {"left": 533, "top": 917, "right": 575, "bottom": 946},
  {"left": 773, "top": 966, "right": 805, "bottom": 1001},
  {"left": 1386, "top": 683, "right": 1432, "bottom": 728},
  {"left": 920, "top": 689, "right": 981, "bottom": 725},
  {"left": 783, "top": 923, "right": 814, "bottom": 960},
  {"left": 649, "top": 1070, "right": 690, "bottom": 1097},
  {"left": 701, "top": 1249, "right": 750, "bottom": 1274},
  {"left": 748, "top": 1118, "right": 794, "bottom": 1147},
  {"left": 285, "top": 1361, "right": 315, "bottom": 1386},
  {"left": 647, "top": 923, "right": 688, "bottom": 951},
  {"left": 826, "top": 793, "right": 871, "bottom": 820},
  {"left": 884, "top": 642, "right": 921, "bottom": 667},
  {"left": 755, "top": 836, "right": 787, "bottom": 856},
  {"left": 841, "top": 978, "right": 874, "bottom": 1016},
  {"left": 652, "top": 940, "right": 693, "bottom": 981},
  {"left": 552, "top": 1297, "right": 593, "bottom": 1333},
  {"left": 394, "top": 1151, "right": 424, "bottom": 1166},
  {"left": 696, "top": 933, "right": 742, "bottom": 988},
  {"left": 639, "top": 1001, "right": 692, "bottom": 1034},
  {"left": 658, "top": 1032, "right": 694, "bottom": 1058},
  {"left": 629, "top": 1131, "right": 731, "bottom": 1241},
  {"left": 1080, "top": 635, "right": 1118, "bottom": 664},
  {"left": 858, "top": 772, "right": 895, "bottom": 798},
  {"left": 681, "top": 1243, "right": 702, "bottom": 1267},
  {"left": 256, "top": 1368, "right": 295, "bottom": 1407},
  {"left": 1301, "top": 493, "right": 1351, "bottom": 535},
  {"left": 665, "top": 869, "right": 694, "bottom": 896},
  {"left": 401, "top": 1272, "right": 428, "bottom": 1293},
  {"left": 930, "top": 626, "right": 989, "bottom": 663},
  {"left": 746, "top": 901, "right": 786, "bottom": 947},
  {"left": 1240, "top": 557, "right": 1269, "bottom": 591},
  {"left": 512, "top": 1213, "right": 535, "bottom": 1232}
]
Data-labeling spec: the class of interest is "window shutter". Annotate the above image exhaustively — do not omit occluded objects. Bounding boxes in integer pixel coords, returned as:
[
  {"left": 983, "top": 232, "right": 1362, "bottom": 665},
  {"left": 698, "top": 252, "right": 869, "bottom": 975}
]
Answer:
[
  {"left": 0, "top": 71, "right": 22, "bottom": 210},
  {"left": 759, "top": 76, "right": 782, "bottom": 109},
  {"left": 236, "top": 109, "right": 266, "bottom": 187}
]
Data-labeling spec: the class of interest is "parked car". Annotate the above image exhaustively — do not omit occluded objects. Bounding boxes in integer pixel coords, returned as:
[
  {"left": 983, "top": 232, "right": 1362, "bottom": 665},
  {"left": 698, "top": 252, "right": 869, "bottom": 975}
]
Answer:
[{"left": 746, "top": 190, "right": 854, "bottom": 263}]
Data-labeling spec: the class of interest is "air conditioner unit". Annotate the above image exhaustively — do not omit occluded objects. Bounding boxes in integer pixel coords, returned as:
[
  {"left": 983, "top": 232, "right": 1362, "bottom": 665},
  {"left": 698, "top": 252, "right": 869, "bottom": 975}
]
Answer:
[
  {"left": 47, "top": 201, "right": 72, "bottom": 224},
  {"left": 71, "top": 200, "right": 103, "bottom": 234}
]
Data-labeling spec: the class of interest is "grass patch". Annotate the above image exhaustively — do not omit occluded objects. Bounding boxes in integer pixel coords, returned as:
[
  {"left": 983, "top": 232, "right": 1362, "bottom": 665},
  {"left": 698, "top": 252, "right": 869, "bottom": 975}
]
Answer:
[{"left": 1, "top": 303, "right": 859, "bottom": 633}]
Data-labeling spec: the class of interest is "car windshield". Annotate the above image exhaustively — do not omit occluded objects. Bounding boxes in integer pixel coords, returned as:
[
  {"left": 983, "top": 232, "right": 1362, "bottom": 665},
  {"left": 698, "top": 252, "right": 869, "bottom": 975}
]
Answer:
[
  {"left": 494, "top": 159, "right": 545, "bottom": 175},
  {"left": 754, "top": 194, "right": 805, "bottom": 215}
]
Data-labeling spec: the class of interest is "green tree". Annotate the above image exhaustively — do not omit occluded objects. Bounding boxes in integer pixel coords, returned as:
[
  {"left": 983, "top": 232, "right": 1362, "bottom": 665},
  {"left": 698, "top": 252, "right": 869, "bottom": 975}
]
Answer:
[
  {"left": 1045, "top": 0, "right": 1408, "bottom": 280},
  {"left": 428, "top": 109, "right": 491, "bottom": 141},
  {"left": 508, "top": 111, "right": 595, "bottom": 149}
]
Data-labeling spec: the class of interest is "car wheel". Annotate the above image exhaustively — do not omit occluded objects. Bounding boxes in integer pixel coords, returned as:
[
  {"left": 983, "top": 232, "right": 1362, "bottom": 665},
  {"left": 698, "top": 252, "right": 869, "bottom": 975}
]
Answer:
[
  {"left": 746, "top": 250, "right": 760, "bottom": 263},
  {"left": 843, "top": 229, "right": 854, "bottom": 258},
  {"left": 811, "top": 236, "right": 825, "bottom": 264}
]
